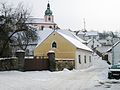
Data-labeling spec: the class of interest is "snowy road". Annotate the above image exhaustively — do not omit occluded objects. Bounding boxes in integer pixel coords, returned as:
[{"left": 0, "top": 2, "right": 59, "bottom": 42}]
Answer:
[{"left": 0, "top": 56, "right": 120, "bottom": 90}]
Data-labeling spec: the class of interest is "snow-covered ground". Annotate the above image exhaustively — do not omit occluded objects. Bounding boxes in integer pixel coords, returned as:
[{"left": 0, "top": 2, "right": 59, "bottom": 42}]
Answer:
[{"left": 0, "top": 55, "right": 120, "bottom": 90}]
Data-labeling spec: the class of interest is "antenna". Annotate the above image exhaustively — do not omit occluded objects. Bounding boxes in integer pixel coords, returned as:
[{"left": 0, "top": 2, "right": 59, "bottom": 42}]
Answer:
[{"left": 83, "top": 18, "right": 86, "bottom": 32}]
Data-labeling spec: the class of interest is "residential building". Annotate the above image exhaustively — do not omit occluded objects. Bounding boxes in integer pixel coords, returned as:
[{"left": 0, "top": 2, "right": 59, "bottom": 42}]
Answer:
[
  {"left": 107, "top": 41, "right": 120, "bottom": 64},
  {"left": 86, "top": 38, "right": 102, "bottom": 49},
  {"left": 77, "top": 30, "right": 99, "bottom": 41},
  {"left": 34, "top": 28, "right": 93, "bottom": 69}
]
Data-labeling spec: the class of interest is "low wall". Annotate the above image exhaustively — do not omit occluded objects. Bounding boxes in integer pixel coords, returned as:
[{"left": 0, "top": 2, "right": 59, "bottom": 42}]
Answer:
[
  {"left": 56, "top": 60, "right": 75, "bottom": 71},
  {"left": 0, "top": 56, "right": 49, "bottom": 71},
  {"left": 0, "top": 58, "right": 18, "bottom": 71},
  {"left": 0, "top": 57, "right": 75, "bottom": 71}
]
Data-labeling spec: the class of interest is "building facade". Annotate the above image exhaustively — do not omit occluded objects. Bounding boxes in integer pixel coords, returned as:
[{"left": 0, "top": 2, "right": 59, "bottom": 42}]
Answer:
[
  {"left": 34, "top": 29, "right": 93, "bottom": 69},
  {"left": 107, "top": 41, "right": 120, "bottom": 65},
  {"left": 27, "top": 3, "right": 59, "bottom": 30}
]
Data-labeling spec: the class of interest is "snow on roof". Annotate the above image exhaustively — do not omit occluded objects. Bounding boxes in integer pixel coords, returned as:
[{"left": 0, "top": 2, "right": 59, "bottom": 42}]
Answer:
[
  {"left": 36, "top": 28, "right": 92, "bottom": 52},
  {"left": 36, "top": 28, "right": 54, "bottom": 47},
  {"left": 57, "top": 32, "right": 92, "bottom": 52},
  {"left": 77, "top": 31, "right": 85, "bottom": 35},
  {"left": 57, "top": 29, "right": 86, "bottom": 43},
  {"left": 107, "top": 40, "right": 120, "bottom": 52},
  {"left": 71, "top": 32, "right": 86, "bottom": 43},
  {"left": 85, "top": 31, "right": 98, "bottom": 36},
  {"left": 87, "top": 39, "right": 92, "bottom": 43}
]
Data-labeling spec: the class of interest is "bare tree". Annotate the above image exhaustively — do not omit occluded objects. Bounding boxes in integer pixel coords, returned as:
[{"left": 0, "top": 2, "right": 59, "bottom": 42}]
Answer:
[{"left": 0, "top": 3, "right": 37, "bottom": 57}]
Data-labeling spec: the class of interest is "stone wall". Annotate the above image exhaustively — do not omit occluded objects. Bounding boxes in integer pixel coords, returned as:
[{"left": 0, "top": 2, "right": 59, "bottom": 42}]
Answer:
[{"left": 0, "top": 58, "right": 18, "bottom": 71}]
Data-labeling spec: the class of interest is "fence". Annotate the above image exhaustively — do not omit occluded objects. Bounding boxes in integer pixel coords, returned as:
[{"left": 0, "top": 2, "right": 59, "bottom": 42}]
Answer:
[{"left": 24, "top": 56, "right": 49, "bottom": 71}]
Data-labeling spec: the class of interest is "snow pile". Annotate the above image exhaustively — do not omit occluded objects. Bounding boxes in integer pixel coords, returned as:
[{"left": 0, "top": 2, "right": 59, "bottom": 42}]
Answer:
[{"left": 92, "top": 55, "right": 109, "bottom": 69}]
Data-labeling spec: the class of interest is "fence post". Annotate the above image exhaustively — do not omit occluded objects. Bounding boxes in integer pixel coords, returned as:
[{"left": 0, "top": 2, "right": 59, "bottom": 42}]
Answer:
[
  {"left": 16, "top": 50, "right": 25, "bottom": 71},
  {"left": 47, "top": 50, "right": 56, "bottom": 71}
]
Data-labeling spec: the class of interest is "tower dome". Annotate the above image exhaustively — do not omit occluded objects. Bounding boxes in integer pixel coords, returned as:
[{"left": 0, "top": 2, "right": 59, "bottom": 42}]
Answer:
[{"left": 45, "top": 3, "right": 53, "bottom": 16}]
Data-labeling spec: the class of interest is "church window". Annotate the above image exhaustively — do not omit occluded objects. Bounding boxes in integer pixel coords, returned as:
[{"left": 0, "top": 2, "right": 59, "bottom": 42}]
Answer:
[
  {"left": 48, "top": 17, "right": 51, "bottom": 21},
  {"left": 41, "top": 26, "right": 44, "bottom": 30},
  {"left": 52, "top": 41, "right": 57, "bottom": 48}
]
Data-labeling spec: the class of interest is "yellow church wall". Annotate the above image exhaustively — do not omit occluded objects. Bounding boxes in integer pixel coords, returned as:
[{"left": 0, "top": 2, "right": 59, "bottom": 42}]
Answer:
[{"left": 34, "top": 31, "right": 76, "bottom": 60}]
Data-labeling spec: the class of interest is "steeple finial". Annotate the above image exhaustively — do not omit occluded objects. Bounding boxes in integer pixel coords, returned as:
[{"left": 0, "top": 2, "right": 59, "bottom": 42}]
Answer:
[{"left": 45, "top": 1, "right": 53, "bottom": 15}]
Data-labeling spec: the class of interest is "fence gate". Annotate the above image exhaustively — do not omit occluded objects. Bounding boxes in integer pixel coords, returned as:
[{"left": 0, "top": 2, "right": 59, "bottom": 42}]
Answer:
[{"left": 24, "top": 56, "right": 49, "bottom": 71}]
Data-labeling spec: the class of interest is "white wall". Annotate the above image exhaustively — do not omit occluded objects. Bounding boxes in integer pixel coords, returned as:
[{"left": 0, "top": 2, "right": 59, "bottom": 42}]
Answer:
[
  {"left": 108, "top": 42, "right": 120, "bottom": 65},
  {"left": 75, "top": 49, "right": 92, "bottom": 69},
  {"left": 108, "top": 52, "right": 112, "bottom": 64},
  {"left": 113, "top": 43, "right": 120, "bottom": 64}
]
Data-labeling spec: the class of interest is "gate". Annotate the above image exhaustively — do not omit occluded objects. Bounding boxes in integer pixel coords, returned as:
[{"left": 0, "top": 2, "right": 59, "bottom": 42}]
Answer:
[{"left": 24, "top": 56, "right": 49, "bottom": 71}]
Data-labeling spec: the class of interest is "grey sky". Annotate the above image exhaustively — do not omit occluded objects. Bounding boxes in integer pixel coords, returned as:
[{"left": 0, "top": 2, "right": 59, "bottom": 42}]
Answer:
[{"left": 1, "top": 0, "right": 120, "bottom": 32}]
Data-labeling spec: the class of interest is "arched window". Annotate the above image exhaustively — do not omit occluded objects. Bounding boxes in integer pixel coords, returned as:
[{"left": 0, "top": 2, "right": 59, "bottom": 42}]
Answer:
[
  {"left": 41, "top": 26, "right": 44, "bottom": 30},
  {"left": 48, "top": 17, "right": 51, "bottom": 21},
  {"left": 52, "top": 41, "right": 57, "bottom": 48}
]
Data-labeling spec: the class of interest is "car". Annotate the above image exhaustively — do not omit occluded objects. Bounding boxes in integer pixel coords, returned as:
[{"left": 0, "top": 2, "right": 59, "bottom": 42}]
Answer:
[{"left": 108, "top": 64, "right": 120, "bottom": 79}]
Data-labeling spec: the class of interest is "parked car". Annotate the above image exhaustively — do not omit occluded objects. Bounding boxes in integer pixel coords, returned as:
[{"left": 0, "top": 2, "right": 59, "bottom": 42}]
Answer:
[{"left": 108, "top": 64, "right": 120, "bottom": 79}]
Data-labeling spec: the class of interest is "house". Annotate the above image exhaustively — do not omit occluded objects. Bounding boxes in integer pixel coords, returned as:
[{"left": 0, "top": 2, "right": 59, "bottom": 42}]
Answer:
[
  {"left": 34, "top": 28, "right": 93, "bottom": 70},
  {"left": 27, "top": 2, "right": 59, "bottom": 30},
  {"left": 84, "top": 31, "right": 99, "bottom": 40},
  {"left": 77, "top": 30, "right": 99, "bottom": 41},
  {"left": 107, "top": 41, "right": 120, "bottom": 65},
  {"left": 77, "top": 30, "right": 85, "bottom": 40},
  {"left": 86, "top": 38, "right": 102, "bottom": 49}
]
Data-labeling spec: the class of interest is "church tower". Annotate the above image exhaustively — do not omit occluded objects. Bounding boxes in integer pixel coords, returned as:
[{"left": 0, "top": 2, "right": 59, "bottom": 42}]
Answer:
[{"left": 44, "top": 2, "right": 54, "bottom": 22}]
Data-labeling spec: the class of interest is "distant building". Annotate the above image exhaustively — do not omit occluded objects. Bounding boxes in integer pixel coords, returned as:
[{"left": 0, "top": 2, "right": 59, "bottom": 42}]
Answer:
[
  {"left": 34, "top": 29, "right": 93, "bottom": 69},
  {"left": 77, "top": 30, "right": 99, "bottom": 41},
  {"left": 86, "top": 38, "right": 102, "bottom": 49},
  {"left": 84, "top": 31, "right": 99, "bottom": 40},
  {"left": 27, "top": 2, "right": 59, "bottom": 30}
]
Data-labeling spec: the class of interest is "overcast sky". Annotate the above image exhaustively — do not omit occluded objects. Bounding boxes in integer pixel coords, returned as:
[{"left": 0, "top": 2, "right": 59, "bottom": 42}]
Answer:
[{"left": 1, "top": 0, "right": 120, "bottom": 32}]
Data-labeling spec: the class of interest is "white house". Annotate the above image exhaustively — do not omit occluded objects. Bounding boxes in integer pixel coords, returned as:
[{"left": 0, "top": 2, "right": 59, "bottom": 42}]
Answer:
[
  {"left": 77, "top": 30, "right": 99, "bottom": 41},
  {"left": 86, "top": 39, "right": 102, "bottom": 49},
  {"left": 107, "top": 41, "right": 120, "bottom": 65},
  {"left": 84, "top": 31, "right": 99, "bottom": 40}
]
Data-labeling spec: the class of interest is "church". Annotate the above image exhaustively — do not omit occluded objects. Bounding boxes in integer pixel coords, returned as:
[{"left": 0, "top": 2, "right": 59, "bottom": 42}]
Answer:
[{"left": 27, "top": 2, "right": 59, "bottom": 30}]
